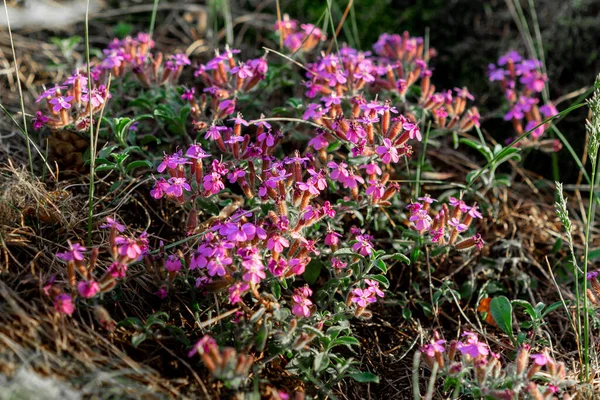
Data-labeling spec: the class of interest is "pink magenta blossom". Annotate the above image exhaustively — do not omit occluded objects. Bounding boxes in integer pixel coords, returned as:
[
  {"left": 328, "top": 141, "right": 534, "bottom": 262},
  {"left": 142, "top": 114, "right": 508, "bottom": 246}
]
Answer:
[
  {"left": 165, "top": 255, "right": 182, "bottom": 272},
  {"left": 77, "top": 280, "right": 100, "bottom": 298},
  {"left": 49, "top": 95, "right": 73, "bottom": 112},
  {"left": 166, "top": 177, "right": 191, "bottom": 197},
  {"left": 291, "top": 286, "right": 313, "bottom": 318},
  {"left": 376, "top": 138, "right": 399, "bottom": 164},
  {"left": 188, "top": 335, "right": 217, "bottom": 358},
  {"left": 410, "top": 209, "right": 433, "bottom": 231},
  {"left": 530, "top": 353, "right": 549, "bottom": 366},
  {"left": 54, "top": 293, "right": 75, "bottom": 315},
  {"left": 456, "top": 332, "right": 489, "bottom": 358},
  {"left": 228, "top": 282, "right": 249, "bottom": 305},
  {"left": 449, "top": 217, "right": 468, "bottom": 232},
  {"left": 352, "top": 234, "right": 374, "bottom": 256},
  {"left": 100, "top": 217, "right": 125, "bottom": 232},
  {"left": 115, "top": 237, "right": 143, "bottom": 260},
  {"left": 267, "top": 235, "right": 290, "bottom": 253},
  {"left": 56, "top": 242, "right": 86, "bottom": 261},
  {"left": 350, "top": 287, "right": 377, "bottom": 308}
]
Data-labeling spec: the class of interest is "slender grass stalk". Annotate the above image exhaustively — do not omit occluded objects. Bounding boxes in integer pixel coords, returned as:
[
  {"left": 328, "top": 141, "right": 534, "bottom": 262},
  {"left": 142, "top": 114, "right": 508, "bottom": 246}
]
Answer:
[
  {"left": 149, "top": 0, "right": 160, "bottom": 40},
  {"left": 412, "top": 350, "right": 421, "bottom": 400},
  {"left": 424, "top": 362, "right": 439, "bottom": 400},
  {"left": 275, "top": 0, "right": 283, "bottom": 50},
  {"left": 3, "top": 1, "right": 33, "bottom": 174},
  {"left": 221, "top": 0, "right": 233, "bottom": 46},
  {"left": 349, "top": 0, "right": 360, "bottom": 49},
  {"left": 555, "top": 183, "right": 583, "bottom": 367},
  {"left": 85, "top": 0, "right": 95, "bottom": 245},
  {"left": 581, "top": 74, "right": 600, "bottom": 381},
  {"left": 325, "top": 0, "right": 342, "bottom": 64},
  {"left": 415, "top": 121, "right": 432, "bottom": 199}
]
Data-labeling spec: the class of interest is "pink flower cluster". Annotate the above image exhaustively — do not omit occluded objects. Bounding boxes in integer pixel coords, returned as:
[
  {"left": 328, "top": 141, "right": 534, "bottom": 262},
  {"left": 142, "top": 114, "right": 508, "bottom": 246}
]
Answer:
[
  {"left": 488, "top": 50, "right": 558, "bottom": 141},
  {"left": 420, "top": 332, "right": 568, "bottom": 399},
  {"left": 300, "top": 33, "right": 479, "bottom": 135},
  {"left": 50, "top": 217, "right": 146, "bottom": 315},
  {"left": 275, "top": 14, "right": 326, "bottom": 53},
  {"left": 407, "top": 195, "right": 484, "bottom": 249},
  {"left": 191, "top": 47, "right": 267, "bottom": 121},
  {"left": 350, "top": 279, "right": 384, "bottom": 309},
  {"left": 33, "top": 32, "right": 189, "bottom": 131}
]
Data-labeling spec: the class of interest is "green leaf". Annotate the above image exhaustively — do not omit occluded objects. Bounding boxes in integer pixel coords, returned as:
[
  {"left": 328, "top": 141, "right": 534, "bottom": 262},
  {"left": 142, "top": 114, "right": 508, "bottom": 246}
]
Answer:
[
  {"left": 490, "top": 296, "right": 513, "bottom": 339},
  {"left": 371, "top": 259, "right": 387, "bottom": 273},
  {"left": 542, "top": 301, "right": 565, "bottom": 318},
  {"left": 126, "top": 160, "right": 153, "bottom": 174},
  {"left": 460, "top": 138, "right": 493, "bottom": 162},
  {"left": 117, "top": 317, "right": 143, "bottom": 329},
  {"left": 331, "top": 336, "right": 360, "bottom": 349},
  {"left": 271, "top": 280, "right": 281, "bottom": 299},
  {"left": 512, "top": 299, "right": 536, "bottom": 320},
  {"left": 131, "top": 332, "right": 147, "bottom": 348},
  {"left": 303, "top": 259, "right": 323, "bottom": 285},
  {"left": 349, "top": 372, "right": 379, "bottom": 383},
  {"left": 313, "top": 352, "right": 326, "bottom": 372}
]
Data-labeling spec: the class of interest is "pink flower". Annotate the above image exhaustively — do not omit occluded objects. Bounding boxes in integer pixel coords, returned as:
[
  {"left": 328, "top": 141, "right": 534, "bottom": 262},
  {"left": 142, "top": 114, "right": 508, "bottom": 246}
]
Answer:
[
  {"left": 376, "top": 138, "right": 399, "bottom": 164},
  {"left": 267, "top": 235, "right": 289, "bottom": 253},
  {"left": 150, "top": 177, "right": 170, "bottom": 199},
  {"left": 54, "top": 293, "right": 75, "bottom": 315},
  {"left": 324, "top": 231, "right": 342, "bottom": 246},
  {"left": 205, "top": 125, "right": 229, "bottom": 141},
  {"left": 365, "top": 279, "right": 384, "bottom": 298},
  {"left": 203, "top": 172, "right": 225, "bottom": 195},
  {"left": 100, "top": 216, "right": 125, "bottom": 232},
  {"left": 352, "top": 234, "right": 373, "bottom": 256},
  {"left": 115, "top": 237, "right": 143, "bottom": 260},
  {"left": 331, "top": 257, "right": 347, "bottom": 269},
  {"left": 530, "top": 353, "right": 549, "bottom": 366},
  {"left": 186, "top": 144, "right": 211, "bottom": 159},
  {"left": 56, "top": 242, "right": 86, "bottom": 261},
  {"left": 188, "top": 335, "right": 217, "bottom": 357},
  {"left": 77, "top": 280, "right": 100, "bottom": 298},
  {"left": 456, "top": 331, "right": 489, "bottom": 358},
  {"left": 350, "top": 288, "right": 376, "bottom": 308},
  {"left": 166, "top": 177, "right": 191, "bottom": 197},
  {"left": 156, "top": 286, "right": 168, "bottom": 299},
  {"left": 207, "top": 256, "right": 232, "bottom": 277},
  {"left": 291, "top": 286, "right": 313, "bottom": 318},
  {"left": 32, "top": 111, "right": 49, "bottom": 130},
  {"left": 107, "top": 262, "right": 127, "bottom": 279},
  {"left": 410, "top": 209, "right": 432, "bottom": 231},
  {"left": 157, "top": 152, "right": 189, "bottom": 173},
  {"left": 366, "top": 180, "right": 385, "bottom": 200},
  {"left": 418, "top": 195, "right": 437, "bottom": 204},
  {"left": 165, "top": 255, "right": 182, "bottom": 272},
  {"left": 449, "top": 217, "right": 468, "bottom": 232},
  {"left": 49, "top": 95, "right": 73, "bottom": 112},
  {"left": 228, "top": 282, "right": 249, "bottom": 305},
  {"left": 403, "top": 122, "right": 421, "bottom": 141}
]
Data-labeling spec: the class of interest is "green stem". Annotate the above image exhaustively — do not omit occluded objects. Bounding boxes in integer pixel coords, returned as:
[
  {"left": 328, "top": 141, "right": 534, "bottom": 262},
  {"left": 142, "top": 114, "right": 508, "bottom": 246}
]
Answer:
[
  {"left": 582, "top": 155, "right": 599, "bottom": 381},
  {"left": 3, "top": 0, "right": 33, "bottom": 175},
  {"left": 85, "top": 0, "right": 95, "bottom": 246},
  {"left": 149, "top": 0, "right": 160, "bottom": 41},
  {"left": 415, "top": 121, "right": 432, "bottom": 199}
]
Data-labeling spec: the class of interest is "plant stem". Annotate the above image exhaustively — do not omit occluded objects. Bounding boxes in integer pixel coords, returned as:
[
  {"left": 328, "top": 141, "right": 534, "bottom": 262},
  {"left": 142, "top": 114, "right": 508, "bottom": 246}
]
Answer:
[
  {"left": 415, "top": 121, "right": 432, "bottom": 199},
  {"left": 3, "top": 0, "right": 33, "bottom": 175},
  {"left": 85, "top": 0, "right": 95, "bottom": 246},
  {"left": 149, "top": 0, "right": 160, "bottom": 41},
  {"left": 582, "top": 152, "right": 599, "bottom": 381}
]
